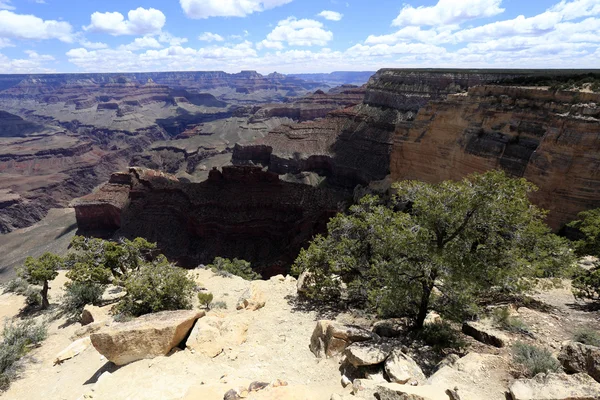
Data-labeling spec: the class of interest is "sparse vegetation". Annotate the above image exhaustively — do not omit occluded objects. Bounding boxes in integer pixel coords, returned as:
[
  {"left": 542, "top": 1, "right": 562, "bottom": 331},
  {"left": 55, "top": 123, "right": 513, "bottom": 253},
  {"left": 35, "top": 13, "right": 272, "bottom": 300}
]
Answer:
[
  {"left": 197, "top": 292, "right": 214, "bottom": 310},
  {"left": 415, "top": 322, "right": 466, "bottom": 352},
  {"left": 293, "top": 171, "right": 573, "bottom": 328},
  {"left": 512, "top": 342, "right": 561, "bottom": 378},
  {"left": 114, "top": 256, "right": 195, "bottom": 317},
  {"left": 568, "top": 209, "right": 600, "bottom": 301},
  {"left": 18, "top": 253, "right": 64, "bottom": 309},
  {"left": 2, "top": 278, "right": 30, "bottom": 295},
  {"left": 211, "top": 301, "right": 228, "bottom": 310},
  {"left": 572, "top": 327, "right": 600, "bottom": 347},
  {"left": 208, "top": 257, "right": 260, "bottom": 281},
  {"left": 0, "top": 319, "right": 48, "bottom": 391},
  {"left": 62, "top": 282, "right": 106, "bottom": 319},
  {"left": 492, "top": 307, "right": 531, "bottom": 334}
]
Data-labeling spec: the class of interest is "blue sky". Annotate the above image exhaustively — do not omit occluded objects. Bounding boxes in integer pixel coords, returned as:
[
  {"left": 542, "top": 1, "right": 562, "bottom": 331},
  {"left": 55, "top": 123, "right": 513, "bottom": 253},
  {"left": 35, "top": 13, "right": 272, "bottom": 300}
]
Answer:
[{"left": 0, "top": 0, "right": 598, "bottom": 73}]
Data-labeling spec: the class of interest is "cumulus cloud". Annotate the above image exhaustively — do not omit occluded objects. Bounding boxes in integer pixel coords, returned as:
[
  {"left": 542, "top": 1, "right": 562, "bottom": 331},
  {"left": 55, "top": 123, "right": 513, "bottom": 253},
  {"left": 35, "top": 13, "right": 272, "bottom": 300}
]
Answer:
[
  {"left": 259, "top": 17, "right": 333, "bottom": 49},
  {"left": 318, "top": 10, "right": 343, "bottom": 21},
  {"left": 0, "top": 51, "right": 56, "bottom": 73},
  {"left": 180, "top": 0, "right": 292, "bottom": 19},
  {"left": 198, "top": 32, "right": 225, "bottom": 42},
  {"left": 119, "top": 36, "right": 163, "bottom": 51},
  {"left": 392, "top": 0, "right": 505, "bottom": 27},
  {"left": 158, "top": 32, "right": 189, "bottom": 46},
  {"left": 550, "top": 0, "right": 600, "bottom": 20},
  {"left": 0, "top": 10, "right": 73, "bottom": 42},
  {"left": 79, "top": 40, "right": 109, "bottom": 50},
  {"left": 84, "top": 7, "right": 166, "bottom": 36}
]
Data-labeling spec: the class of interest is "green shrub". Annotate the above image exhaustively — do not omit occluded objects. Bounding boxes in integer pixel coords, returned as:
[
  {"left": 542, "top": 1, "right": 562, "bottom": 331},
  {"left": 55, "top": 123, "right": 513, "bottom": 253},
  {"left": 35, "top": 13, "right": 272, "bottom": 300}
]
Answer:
[
  {"left": 415, "top": 322, "right": 466, "bottom": 352},
  {"left": 18, "top": 253, "right": 63, "bottom": 309},
  {"left": 572, "top": 327, "right": 600, "bottom": 347},
  {"left": 197, "top": 292, "right": 214, "bottom": 310},
  {"left": 212, "top": 301, "right": 227, "bottom": 310},
  {"left": 492, "top": 307, "right": 531, "bottom": 334},
  {"left": 208, "top": 257, "right": 260, "bottom": 281},
  {"left": 24, "top": 288, "right": 42, "bottom": 309},
  {"left": 3, "top": 278, "right": 29, "bottom": 295},
  {"left": 572, "top": 266, "right": 600, "bottom": 301},
  {"left": 0, "top": 319, "right": 47, "bottom": 391},
  {"left": 62, "top": 282, "right": 106, "bottom": 319},
  {"left": 512, "top": 342, "right": 561, "bottom": 377},
  {"left": 114, "top": 258, "right": 195, "bottom": 317}
]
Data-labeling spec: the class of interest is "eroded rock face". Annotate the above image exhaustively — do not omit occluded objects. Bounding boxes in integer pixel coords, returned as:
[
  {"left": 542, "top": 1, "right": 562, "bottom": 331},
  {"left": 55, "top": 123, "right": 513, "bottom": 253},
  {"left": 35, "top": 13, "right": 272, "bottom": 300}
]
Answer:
[
  {"left": 90, "top": 310, "right": 204, "bottom": 366},
  {"left": 509, "top": 372, "right": 600, "bottom": 400},
  {"left": 309, "top": 320, "right": 377, "bottom": 358},
  {"left": 558, "top": 341, "right": 600, "bottom": 382},
  {"left": 73, "top": 166, "right": 342, "bottom": 274}
]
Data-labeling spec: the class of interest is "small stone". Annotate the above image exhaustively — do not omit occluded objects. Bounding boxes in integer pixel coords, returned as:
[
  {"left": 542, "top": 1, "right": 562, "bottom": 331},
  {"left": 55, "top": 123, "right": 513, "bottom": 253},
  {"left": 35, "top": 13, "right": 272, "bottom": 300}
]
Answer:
[{"left": 341, "top": 375, "right": 351, "bottom": 388}]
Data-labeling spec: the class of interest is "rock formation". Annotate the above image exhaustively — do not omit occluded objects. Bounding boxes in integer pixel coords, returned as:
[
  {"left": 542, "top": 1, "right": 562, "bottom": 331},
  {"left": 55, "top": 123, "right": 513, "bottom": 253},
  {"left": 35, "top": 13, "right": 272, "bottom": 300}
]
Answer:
[{"left": 72, "top": 166, "right": 343, "bottom": 273}]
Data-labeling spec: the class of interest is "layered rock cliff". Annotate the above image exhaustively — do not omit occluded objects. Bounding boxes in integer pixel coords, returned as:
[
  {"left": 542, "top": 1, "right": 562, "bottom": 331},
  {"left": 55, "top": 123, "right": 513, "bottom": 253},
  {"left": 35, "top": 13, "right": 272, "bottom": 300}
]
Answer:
[{"left": 72, "top": 166, "right": 343, "bottom": 274}]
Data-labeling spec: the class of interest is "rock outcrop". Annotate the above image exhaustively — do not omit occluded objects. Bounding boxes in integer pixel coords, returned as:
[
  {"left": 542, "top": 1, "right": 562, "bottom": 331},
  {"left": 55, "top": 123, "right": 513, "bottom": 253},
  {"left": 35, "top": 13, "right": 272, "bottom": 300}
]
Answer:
[
  {"left": 509, "top": 372, "right": 600, "bottom": 400},
  {"left": 558, "top": 341, "right": 600, "bottom": 382},
  {"left": 73, "top": 166, "right": 343, "bottom": 273},
  {"left": 309, "top": 320, "right": 377, "bottom": 358},
  {"left": 90, "top": 310, "right": 204, "bottom": 366}
]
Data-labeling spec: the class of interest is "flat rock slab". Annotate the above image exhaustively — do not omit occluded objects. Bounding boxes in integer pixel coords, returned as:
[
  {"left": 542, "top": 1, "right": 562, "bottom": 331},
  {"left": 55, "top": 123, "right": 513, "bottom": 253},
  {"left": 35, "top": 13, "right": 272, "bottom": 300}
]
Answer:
[
  {"left": 344, "top": 342, "right": 393, "bottom": 367},
  {"left": 186, "top": 315, "right": 248, "bottom": 358},
  {"left": 509, "top": 372, "right": 600, "bottom": 400},
  {"left": 462, "top": 321, "right": 509, "bottom": 348},
  {"left": 384, "top": 349, "right": 426, "bottom": 385},
  {"left": 91, "top": 310, "right": 204, "bottom": 366}
]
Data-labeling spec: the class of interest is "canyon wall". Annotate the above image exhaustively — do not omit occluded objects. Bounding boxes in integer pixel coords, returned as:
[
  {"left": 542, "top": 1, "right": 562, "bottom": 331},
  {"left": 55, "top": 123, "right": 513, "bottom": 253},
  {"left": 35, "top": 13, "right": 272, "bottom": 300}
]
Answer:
[{"left": 72, "top": 166, "right": 342, "bottom": 274}]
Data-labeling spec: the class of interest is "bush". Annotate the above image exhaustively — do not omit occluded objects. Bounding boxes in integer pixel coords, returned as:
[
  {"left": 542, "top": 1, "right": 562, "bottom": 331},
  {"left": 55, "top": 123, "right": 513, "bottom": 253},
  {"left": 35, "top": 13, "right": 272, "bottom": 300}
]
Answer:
[
  {"left": 415, "top": 322, "right": 466, "bottom": 352},
  {"left": 62, "top": 282, "right": 106, "bottom": 319},
  {"left": 572, "top": 327, "right": 600, "bottom": 347},
  {"left": 3, "top": 278, "right": 29, "bottom": 295},
  {"left": 492, "top": 307, "right": 531, "bottom": 334},
  {"left": 572, "top": 266, "right": 600, "bottom": 301},
  {"left": 568, "top": 209, "right": 600, "bottom": 301},
  {"left": 512, "top": 342, "right": 561, "bottom": 377},
  {"left": 0, "top": 319, "right": 47, "bottom": 391},
  {"left": 208, "top": 257, "right": 260, "bottom": 281},
  {"left": 197, "top": 292, "right": 214, "bottom": 310},
  {"left": 114, "top": 257, "right": 195, "bottom": 317},
  {"left": 212, "top": 301, "right": 227, "bottom": 310},
  {"left": 24, "top": 288, "right": 42, "bottom": 309}
]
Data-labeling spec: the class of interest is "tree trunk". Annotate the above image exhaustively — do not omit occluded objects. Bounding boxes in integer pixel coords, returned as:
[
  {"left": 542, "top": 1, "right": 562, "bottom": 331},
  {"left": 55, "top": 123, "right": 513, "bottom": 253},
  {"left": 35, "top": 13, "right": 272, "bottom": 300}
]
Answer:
[
  {"left": 415, "top": 280, "right": 433, "bottom": 329},
  {"left": 41, "top": 280, "right": 50, "bottom": 309}
]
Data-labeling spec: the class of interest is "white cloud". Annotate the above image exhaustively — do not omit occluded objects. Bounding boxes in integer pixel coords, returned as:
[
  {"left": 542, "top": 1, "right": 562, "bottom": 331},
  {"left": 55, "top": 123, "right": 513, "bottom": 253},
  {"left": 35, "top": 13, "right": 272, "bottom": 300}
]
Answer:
[
  {"left": 0, "top": 51, "right": 56, "bottom": 73},
  {"left": 79, "top": 39, "right": 109, "bottom": 49},
  {"left": 318, "top": 10, "right": 343, "bottom": 21},
  {"left": 259, "top": 17, "right": 333, "bottom": 49},
  {"left": 84, "top": 7, "right": 166, "bottom": 36},
  {"left": 0, "top": 38, "right": 12, "bottom": 48},
  {"left": 180, "top": 0, "right": 292, "bottom": 19},
  {"left": 392, "top": 0, "right": 505, "bottom": 27},
  {"left": 0, "top": 10, "right": 73, "bottom": 42},
  {"left": 0, "top": 0, "right": 14, "bottom": 10},
  {"left": 550, "top": 0, "right": 600, "bottom": 20},
  {"left": 119, "top": 36, "right": 163, "bottom": 51},
  {"left": 198, "top": 32, "right": 225, "bottom": 42},
  {"left": 158, "top": 32, "right": 189, "bottom": 46}
]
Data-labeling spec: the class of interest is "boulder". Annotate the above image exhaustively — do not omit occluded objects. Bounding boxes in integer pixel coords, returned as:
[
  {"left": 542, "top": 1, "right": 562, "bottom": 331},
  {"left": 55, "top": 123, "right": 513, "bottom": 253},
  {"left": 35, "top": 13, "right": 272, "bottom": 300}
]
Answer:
[
  {"left": 385, "top": 349, "right": 426, "bottom": 385},
  {"left": 70, "top": 321, "right": 106, "bottom": 340},
  {"left": 186, "top": 315, "right": 248, "bottom": 357},
  {"left": 462, "top": 321, "right": 509, "bottom": 347},
  {"left": 81, "top": 304, "right": 110, "bottom": 326},
  {"left": 344, "top": 342, "right": 393, "bottom": 367},
  {"left": 509, "top": 372, "right": 600, "bottom": 400},
  {"left": 54, "top": 337, "right": 92, "bottom": 365},
  {"left": 309, "top": 320, "right": 376, "bottom": 358},
  {"left": 557, "top": 341, "right": 600, "bottom": 382},
  {"left": 373, "top": 319, "right": 406, "bottom": 338},
  {"left": 375, "top": 383, "right": 451, "bottom": 400},
  {"left": 428, "top": 353, "right": 512, "bottom": 400},
  {"left": 90, "top": 310, "right": 204, "bottom": 365},
  {"left": 296, "top": 270, "right": 312, "bottom": 295},
  {"left": 236, "top": 281, "right": 266, "bottom": 311},
  {"left": 423, "top": 312, "right": 443, "bottom": 326}
]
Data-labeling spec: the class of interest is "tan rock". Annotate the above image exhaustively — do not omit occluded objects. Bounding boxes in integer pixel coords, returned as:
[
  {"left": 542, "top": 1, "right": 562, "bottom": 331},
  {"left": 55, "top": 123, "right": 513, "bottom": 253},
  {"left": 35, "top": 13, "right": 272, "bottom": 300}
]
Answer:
[
  {"left": 423, "top": 312, "right": 442, "bottom": 326},
  {"left": 428, "top": 353, "right": 512, "bottom": 400},
  {"left": 54, "top": 337, "right": 92, "bottom": 365},
  {"left": 462, "top": 321, "right": 509, "bottom": 348},
  {"left": 90, "top": 310, "right": 204, "bottom": 366},
  {"left": 70, "top": 321, "right": 106, "bottom": 340},
  {"left": 310, "top": 320, "right": 376, "bottom": 358},
  {"left": 81, "top": 304, "right": 110, "bottom": 326},
  {"left": 344, "top": 342, "right": 393, "bottom": 367},
  {"left": 385, "top": 349, "right": 426, "bottom": 385},
  {"left": 509, "top": 373, "right": 600, "bottom": 400},
  {"left": 557, "top": 341, "right": 600, "bottom": 382},
  {"left": 237, "top": 281, "right": 266, "bottom": 311},
  {"left": 375, "top": 383, "right": 450, "bottom": 400},
  {"left": 373, "top": 319, "right": 405, "bottom": 338},
  {"left": 186, "top": 315, "right": 248, "bottom": 357}
]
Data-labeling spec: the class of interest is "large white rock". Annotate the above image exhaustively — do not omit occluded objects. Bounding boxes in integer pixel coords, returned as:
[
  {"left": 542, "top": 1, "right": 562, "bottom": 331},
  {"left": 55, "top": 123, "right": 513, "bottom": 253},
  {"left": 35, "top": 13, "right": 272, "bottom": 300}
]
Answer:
[
  {"left": 54, "top": 337, "right": 92, "bottom": 365},
  {"left": 509, "top": 372, "right": 600, "bottom": 400},
  {"left": 186, "top": 315, "right": 248, "bottom": 357},
  {"left": 90, "top": 310, "right": 204, "bottom": 366},
  {"left": 344, "top": 342, "right": 393, "bottom": 367},
  {"left": 384, "top": 349, "right": 426, "bottom": 385},
  {"left": 236, "top": 281, "right": 266, "bottom": 311}
]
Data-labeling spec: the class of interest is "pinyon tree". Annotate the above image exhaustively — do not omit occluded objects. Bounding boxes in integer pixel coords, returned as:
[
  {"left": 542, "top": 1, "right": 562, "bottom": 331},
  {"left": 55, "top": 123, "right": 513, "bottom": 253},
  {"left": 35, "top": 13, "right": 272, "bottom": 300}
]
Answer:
[
  {"left": 18, "top": 253, "right": 64, "bottom": 309},
  {"left": 293, "top": 170, "right": 573, "bottom": 328}
]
